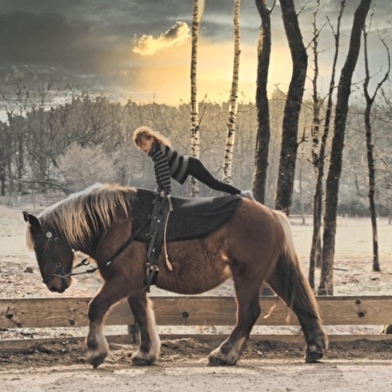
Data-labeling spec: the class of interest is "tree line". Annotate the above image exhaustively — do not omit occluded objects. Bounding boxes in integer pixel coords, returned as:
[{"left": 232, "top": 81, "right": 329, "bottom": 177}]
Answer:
[{"left": 1, "top": 84, "right": 391, "bottom": 217}]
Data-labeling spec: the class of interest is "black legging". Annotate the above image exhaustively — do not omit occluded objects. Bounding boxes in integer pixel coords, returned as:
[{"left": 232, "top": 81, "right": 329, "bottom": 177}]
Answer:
[{"left": 187, "top": 157, "right": 241, "bottom": 195}]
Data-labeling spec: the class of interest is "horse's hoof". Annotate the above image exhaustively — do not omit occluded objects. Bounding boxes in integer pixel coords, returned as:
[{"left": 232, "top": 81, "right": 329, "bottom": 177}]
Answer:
[
  {"left": 305, "top": 351, "right": 324, "bottom": 363},
  {"left": 208, "top": 356, "right": 237, "bottom": 366},
  {"left": 132, "top": 357, "right": 154, "bottom": 366},
  {"left": 208, "top": 356, "right": 227, "bottom": 366},
  {"left": 131, "top": 351, "right": 157, "bottom": 366},
  {"left": 88, "top": 353, "right": 107, "bottom": 368}
]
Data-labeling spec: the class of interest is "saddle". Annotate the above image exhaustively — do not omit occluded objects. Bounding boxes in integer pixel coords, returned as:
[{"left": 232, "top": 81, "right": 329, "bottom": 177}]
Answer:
[
  {"left": 132, "top": 188, "right": 243, "bottom": 243},
  {"left": 132, "top": 189, "right": 243, "bottom": 291}
]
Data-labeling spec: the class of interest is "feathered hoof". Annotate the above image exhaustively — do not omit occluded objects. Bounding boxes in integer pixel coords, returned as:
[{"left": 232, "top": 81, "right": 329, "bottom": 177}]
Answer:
[
  {"left": 132, "top": 357, "right": 155, "bottom": 366},
  {"left": 208, "top": 353, "right": 237, "bottom": 366},
  {"left": 208, "top": 357, "right": 228, "bottom": 366},
  {"left": 305, "top": 350, "right": 324, "bottom": 363},
  {"left": 131, "top": 351, "right": 157, "bottom": 366},
  {"left": 88, "top": 352, "right": 107, "bottom": 368}
]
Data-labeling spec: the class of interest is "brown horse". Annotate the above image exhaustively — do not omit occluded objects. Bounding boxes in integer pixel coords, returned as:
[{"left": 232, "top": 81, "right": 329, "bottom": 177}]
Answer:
[{"left": 23, "top": 183, "right": 327, "bottom": 368}]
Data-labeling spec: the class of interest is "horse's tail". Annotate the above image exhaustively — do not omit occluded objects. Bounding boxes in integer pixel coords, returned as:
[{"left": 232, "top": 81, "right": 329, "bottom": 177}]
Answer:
[{"left": 270, "top": 210, "right": 322, "bottom": 322}]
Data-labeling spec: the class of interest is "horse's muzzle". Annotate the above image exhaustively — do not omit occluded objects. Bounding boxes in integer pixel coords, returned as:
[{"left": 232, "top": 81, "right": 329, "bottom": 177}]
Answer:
[{"left": 47, "top": 277, "right": 71, "bottom": 293}]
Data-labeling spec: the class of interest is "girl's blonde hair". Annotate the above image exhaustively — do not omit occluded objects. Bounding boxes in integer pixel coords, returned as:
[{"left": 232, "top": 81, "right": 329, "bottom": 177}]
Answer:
[{"left": 132, "top": 126, "right": 171, "bottom": 147}]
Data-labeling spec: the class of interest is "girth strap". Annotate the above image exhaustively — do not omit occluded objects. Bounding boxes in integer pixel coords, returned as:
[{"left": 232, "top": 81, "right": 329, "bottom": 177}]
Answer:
[
  {"left": 145, "top": 194, "right": 170, "bottom": 292},
  {"left": 105, "top": 219, "right": 150, "bottom": 265}
]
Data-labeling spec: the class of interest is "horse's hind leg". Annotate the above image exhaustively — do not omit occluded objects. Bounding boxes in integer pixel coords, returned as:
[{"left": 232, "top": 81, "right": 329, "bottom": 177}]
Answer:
[
  {"left": 267, "top": 264, "right": 328, "bottom": 363},
  {"left": 208, "top": 279, "right": 261, "bottom": 366},
  {"left": 128, "top": 293, "right": 160, "bottom": 365}
]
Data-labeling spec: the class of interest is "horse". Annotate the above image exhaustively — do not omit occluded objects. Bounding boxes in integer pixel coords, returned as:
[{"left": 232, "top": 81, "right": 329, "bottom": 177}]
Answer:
[{"left": 23, "top": 183, "right": 327, "bottom": 368}]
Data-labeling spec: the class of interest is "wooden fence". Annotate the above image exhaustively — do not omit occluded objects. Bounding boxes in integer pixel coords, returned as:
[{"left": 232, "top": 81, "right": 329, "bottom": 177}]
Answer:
[{"left": 1, "top": 296, "right": 392, "bottom": 350}]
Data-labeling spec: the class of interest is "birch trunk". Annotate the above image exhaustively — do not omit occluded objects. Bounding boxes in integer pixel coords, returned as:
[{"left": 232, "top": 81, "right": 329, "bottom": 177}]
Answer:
[
  {"left": 223, "top": 0, "right": 241, "bottom": 187},
  {"left": 190, "top": 0, "right": 204, "bottom": 196}
]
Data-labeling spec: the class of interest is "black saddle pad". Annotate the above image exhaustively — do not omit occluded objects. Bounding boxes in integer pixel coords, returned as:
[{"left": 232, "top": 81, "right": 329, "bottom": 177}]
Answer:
[{"left": 132, "top": 188, "right": 243, "bottom": 242}]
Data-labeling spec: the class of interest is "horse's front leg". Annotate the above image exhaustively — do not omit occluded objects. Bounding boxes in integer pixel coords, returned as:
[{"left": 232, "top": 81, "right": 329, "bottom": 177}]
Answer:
[
  {"left": 87, "top": 278, "right": 129, "bottom": 368},
  {"left": 128, "top": 293, "right": 160, "bottom": 365}
]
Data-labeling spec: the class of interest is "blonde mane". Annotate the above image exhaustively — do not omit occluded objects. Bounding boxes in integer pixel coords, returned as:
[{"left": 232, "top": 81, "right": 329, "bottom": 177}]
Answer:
[{"left": 30, "top": 183, "right": 136, "bottom": 247}]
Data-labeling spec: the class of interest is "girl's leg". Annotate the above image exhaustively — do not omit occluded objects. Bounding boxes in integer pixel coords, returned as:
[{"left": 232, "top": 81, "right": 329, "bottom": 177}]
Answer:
[{"left": 187, "top": 157, "right": 241, "bottom": 195}]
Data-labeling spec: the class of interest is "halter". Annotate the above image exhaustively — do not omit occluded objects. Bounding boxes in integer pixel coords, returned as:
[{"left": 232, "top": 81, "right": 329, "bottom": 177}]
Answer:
[
  {"left": 40, "top": 220, "right": 150, "bottom": 283},
  {"left": 40, "top": 230, "right": 75, "bottom": 284}
]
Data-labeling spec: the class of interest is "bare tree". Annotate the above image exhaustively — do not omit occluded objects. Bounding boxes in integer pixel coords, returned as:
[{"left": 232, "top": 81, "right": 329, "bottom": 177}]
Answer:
[
  {"left": 223, "top": 0, "right": 241, "bottom": 186},
  {"left": 0, "top": 70, "right": 32, "bottom": 193},
  {"left": 308, "top": 1, "right": 324, "bottom": 286},
  {"left": 319, "top": 0, "right": 372, "bottom": 296},
  {"left": 308, "top": 1, "right": 345, "bottom": 288},
  {"left": 275, "top": 0, "right": 308, "bottom": 215},
  {"left": 0, "top": 121, "right": 12, "bottom": 196},
  {"left": 252, "top": 0, "right": 275, "bottom": 203},
  {"left": 58, "top": 143, "right": 116, "bottom": 194},
  {"left": 362, "top": 23, "right": 391, "bottom": 272}
]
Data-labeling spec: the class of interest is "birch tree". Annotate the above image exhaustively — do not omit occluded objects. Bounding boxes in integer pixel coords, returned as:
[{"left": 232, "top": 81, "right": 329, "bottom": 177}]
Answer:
[
  {"left": 223, "top": 0, "right": 241, "bottom": 186},
  {"left": 190, "top": 0, "right": 205, "bottom": 196}
]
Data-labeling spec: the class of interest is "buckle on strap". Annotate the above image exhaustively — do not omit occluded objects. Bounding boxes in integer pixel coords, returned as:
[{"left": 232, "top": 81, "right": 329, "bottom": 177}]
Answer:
[{"left": 146, "top": 264, "right": 159, "bottom": 292}]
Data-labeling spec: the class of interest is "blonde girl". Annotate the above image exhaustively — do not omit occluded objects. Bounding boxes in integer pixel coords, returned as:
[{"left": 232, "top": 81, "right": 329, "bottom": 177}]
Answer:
[{"left": 133, "top": 126, "right": 244, "bottom": 198}]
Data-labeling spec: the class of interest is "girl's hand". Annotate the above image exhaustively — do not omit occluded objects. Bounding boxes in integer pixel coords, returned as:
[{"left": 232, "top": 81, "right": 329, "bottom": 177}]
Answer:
[{"left": 160, "top": 191, "right": 166, "bottom": 198}]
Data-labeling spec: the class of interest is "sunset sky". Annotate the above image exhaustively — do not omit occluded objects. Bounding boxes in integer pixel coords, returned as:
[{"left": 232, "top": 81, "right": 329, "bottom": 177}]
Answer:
[{"left": 0, "top": 0, "right": 391, "bottom": 106}]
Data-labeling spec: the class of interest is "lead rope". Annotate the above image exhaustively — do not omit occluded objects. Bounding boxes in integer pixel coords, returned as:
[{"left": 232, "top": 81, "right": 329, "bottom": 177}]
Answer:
[{"left": 163, "top": 195, "right": 173, "bottom": 271}]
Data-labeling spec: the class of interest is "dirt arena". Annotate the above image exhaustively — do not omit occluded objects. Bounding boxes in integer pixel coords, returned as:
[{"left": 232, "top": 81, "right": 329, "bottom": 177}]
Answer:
[{"left": 1, "top": 203, "right": 392, "bottom": 391}]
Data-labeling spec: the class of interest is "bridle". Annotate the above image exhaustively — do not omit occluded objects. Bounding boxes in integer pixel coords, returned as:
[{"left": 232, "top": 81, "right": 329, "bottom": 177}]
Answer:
[
  {"left": 39, "top": 219, "right": 150, "bottom": 284},
  {"left": 38, "top": 230, "right": 77, "bottom": 285}
]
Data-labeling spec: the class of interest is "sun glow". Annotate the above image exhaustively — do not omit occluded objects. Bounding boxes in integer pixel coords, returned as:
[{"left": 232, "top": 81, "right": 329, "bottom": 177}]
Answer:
[
  {"left": 96, "top": 20, "right": 294, "bottom": 106},
  {"left": 125, "top": 36, "right": 292, "bottom": 105}
]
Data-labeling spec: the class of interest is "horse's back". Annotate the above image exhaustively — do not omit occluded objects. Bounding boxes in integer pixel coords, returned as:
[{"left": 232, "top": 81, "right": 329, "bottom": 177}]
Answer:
[
  {"left": 228, "top": 199, "right": 285, "bottom": 243},
  {"left": 199, "top": 199, "right": 287, "bottom": 279}
]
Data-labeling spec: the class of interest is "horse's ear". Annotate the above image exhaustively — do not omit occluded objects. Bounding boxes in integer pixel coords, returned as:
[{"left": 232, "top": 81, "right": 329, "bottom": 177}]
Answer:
[
  {"left": 23, "top": 211, "right": 41, "bottom": 229},
  {"left": 22, "top": 211, "right": 29, "bottom": 222}
]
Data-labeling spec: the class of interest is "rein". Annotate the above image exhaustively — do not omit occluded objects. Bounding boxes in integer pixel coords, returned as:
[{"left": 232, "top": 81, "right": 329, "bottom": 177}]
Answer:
[
  {"left": 68, "top": 220, "right": 149, "bottom": 279},
  {"left": 71, "top": 194, "right": 172, "bottom": 292},
  {"left": 62, "top": 258, "right": 99, "bottom": 278},
  {"left": 51, "top": 219, "right": 150, "bottom": 281},
  {"left": 99, "top": 219, "right": 150, "bottom": 268}
]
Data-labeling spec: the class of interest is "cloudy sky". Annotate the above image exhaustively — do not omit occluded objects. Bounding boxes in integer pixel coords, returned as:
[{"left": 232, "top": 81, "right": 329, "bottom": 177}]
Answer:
[{"left": 1, "top": 0, "right": 391, "bottom": 106}]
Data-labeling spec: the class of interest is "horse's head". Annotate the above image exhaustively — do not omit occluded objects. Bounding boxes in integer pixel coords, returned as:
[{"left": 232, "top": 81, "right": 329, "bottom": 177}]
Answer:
[{"left": 23, "top": 211, "right": 74, "bottom": 293}]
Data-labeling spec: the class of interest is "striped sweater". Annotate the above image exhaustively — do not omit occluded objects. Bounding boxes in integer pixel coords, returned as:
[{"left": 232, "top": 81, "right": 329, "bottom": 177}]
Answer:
[{"left": 149, "top": 141, "right": 189, "bottom": 194}]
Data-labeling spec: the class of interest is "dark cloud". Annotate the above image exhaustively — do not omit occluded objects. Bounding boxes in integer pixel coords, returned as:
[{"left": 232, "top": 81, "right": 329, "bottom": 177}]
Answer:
[
  {"left": 0, "top": 11, "right": 89, "bottom": 67},
  {"left": 0, "top": 0, "right": 194, "bottom": 85},
  {"left": 0, "top": 0, "right": 390, "bottom": 100}
]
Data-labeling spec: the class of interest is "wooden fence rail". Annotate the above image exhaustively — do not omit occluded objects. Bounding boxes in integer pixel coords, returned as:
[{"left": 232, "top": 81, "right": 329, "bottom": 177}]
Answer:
[{"left": 1, "top": 296, "right": 392, "bottom": 350}]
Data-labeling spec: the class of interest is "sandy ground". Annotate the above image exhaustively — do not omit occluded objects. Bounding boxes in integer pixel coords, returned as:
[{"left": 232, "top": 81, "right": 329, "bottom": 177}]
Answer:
[
  {"left": 2, "top": 359, "right": 392, "bottom": 392},
  {"left": 1, "top": 203, "right": 392, "bottom": 391}
]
